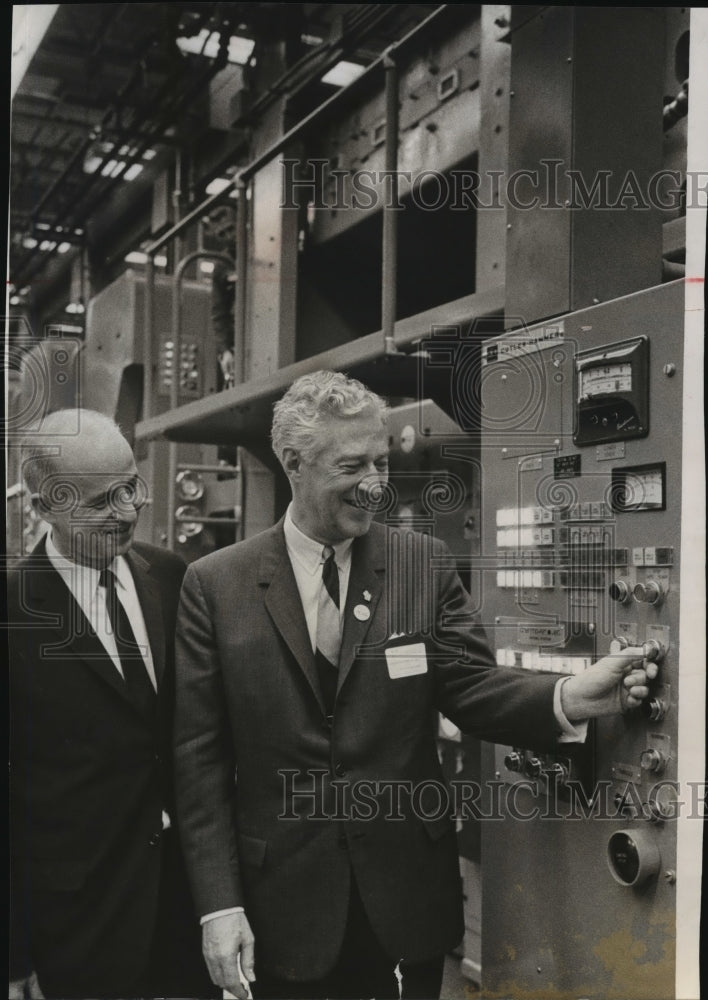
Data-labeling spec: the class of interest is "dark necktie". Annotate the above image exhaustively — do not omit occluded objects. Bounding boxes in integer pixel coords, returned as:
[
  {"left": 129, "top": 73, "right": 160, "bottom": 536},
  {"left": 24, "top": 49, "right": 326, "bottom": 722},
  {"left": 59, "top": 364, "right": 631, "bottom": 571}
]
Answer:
[
  {"left": 315, "top": 545, "right": 341, "bottom": 714},
  {"left": 99, "top": 567, "right": 156, "bottom": 717}
]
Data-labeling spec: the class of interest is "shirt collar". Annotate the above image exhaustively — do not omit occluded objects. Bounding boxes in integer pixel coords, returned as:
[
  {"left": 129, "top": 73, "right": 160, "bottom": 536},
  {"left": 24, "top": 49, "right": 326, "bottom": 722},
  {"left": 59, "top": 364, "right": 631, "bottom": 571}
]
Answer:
[
  {"left": 283, "top": 504, "right": 353, "bottom": 575},
  {"left": 45, "top": 528, "right": 129, "bottom": 592}
]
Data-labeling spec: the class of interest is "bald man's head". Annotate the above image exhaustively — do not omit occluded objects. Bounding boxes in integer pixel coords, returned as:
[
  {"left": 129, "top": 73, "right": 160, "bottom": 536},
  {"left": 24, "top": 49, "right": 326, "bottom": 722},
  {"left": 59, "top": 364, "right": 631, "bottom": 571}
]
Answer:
[{"left": 23, "top": 409, "right": 145, "bottom": 567}]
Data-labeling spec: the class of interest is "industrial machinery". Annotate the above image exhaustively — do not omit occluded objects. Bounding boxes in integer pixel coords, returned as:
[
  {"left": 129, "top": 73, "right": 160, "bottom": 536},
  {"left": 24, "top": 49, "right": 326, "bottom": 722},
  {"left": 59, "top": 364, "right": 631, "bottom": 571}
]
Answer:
[
  {"left": 478, "top": 280, "right": 689, "bottom": 998},
  {"left": 8, "top": 4, "right": 704, "bottom": 998}
]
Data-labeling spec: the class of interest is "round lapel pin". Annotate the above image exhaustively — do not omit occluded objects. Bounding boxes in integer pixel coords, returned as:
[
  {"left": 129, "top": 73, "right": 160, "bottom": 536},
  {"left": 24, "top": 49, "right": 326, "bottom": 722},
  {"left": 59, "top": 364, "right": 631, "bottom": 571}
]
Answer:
[{"left": 353, "top": 604, "right": 371, "bottom": 621}]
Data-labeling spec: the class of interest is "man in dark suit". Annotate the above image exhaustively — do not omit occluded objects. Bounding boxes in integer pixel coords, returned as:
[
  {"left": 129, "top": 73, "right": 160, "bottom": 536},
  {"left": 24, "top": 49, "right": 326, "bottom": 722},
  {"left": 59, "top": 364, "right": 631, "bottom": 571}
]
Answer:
[
  {"left": 174, "top": 371, "right": 656, "bottom": 1000},
  {"left": 8, "top": 409, "right": 214, "bottom": 999}
]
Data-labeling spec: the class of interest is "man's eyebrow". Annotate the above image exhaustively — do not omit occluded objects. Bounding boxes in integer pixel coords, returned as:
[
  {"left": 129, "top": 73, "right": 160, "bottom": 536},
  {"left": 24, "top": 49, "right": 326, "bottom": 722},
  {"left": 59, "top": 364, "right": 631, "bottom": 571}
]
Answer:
[{"left": 337, "top": 449, "right": 389, "bottom": 464}]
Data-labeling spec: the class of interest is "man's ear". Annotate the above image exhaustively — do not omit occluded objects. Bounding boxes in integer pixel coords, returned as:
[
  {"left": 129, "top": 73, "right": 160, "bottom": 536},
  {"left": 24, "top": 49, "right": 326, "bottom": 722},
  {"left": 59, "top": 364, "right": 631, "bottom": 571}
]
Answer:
[
  {"left": 281, "top": 447, "right": 302, "bottom": 479},
  {"left": 30, "top": 491, "right": 51, "bottom": 518}
]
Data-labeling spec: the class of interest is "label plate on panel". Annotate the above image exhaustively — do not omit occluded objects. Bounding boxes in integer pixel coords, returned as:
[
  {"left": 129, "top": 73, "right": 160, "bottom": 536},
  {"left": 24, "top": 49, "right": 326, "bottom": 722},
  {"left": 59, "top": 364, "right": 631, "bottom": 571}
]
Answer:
[
  {"left": 555, "top": 454, "right": 581, "bottom": 479},
  {"left": 597, "top": 442, "right": 626, "bottom": 461},
  {"left": 482, "top": 323, "right": 564, "bottom": 365},
  {"left": 517, "top": 624, "right": 566, "bottom": 646},
  {"left": 612, "top": 761, "right": 642, "bottom": 784}
]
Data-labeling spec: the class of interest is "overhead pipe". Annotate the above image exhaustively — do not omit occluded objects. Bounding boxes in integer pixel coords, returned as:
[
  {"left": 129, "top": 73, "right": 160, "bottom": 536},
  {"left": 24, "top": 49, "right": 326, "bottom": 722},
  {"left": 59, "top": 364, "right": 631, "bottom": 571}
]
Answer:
[
  {"left": 234, "top": 178, "right": 248, "bottom": 384},
  {"left": 142, "top": 254, "right": 156, "bottom": 419},
  {"left": 381, "top": 50, "right": 400, "bottom": 356}
]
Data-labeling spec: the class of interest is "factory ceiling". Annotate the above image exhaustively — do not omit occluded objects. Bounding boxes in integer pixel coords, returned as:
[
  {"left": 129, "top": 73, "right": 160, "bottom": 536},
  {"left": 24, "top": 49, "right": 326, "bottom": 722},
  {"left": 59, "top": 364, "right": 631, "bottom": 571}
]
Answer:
[{"left": 9, "top": 2, "right": 439, "bottom": 312}]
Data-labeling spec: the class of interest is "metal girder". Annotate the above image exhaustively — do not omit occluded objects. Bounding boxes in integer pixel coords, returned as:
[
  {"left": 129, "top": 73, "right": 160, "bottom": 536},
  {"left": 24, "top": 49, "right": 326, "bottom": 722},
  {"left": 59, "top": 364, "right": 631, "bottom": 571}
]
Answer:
[{"left": 133, "top": 287, "right": 504, "bottom": 447}]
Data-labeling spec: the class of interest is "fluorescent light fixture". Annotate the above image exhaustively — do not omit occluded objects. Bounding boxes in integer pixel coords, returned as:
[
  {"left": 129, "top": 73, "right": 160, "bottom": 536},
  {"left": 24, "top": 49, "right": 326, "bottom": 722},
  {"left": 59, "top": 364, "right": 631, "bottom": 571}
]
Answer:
[
  {"left": 206, "top": 177, "right": 232, "bottom": 196},
  {"left": 39, "top": 239, "right": 56, "bottom": 251},
  {"left": 10, "top": 295, "right": 21, "bottom": 305},
  {"left": 22, "top": 236, "right": 38, "bottom": 248},
  {"left": 124, "top": 163, "right": 144, "bottom": 181},
  {"left": 301, "top": 33, "right": 324, "bottom": 46},
  {"left": 321, "top": 60, "right": 366, "bottom": 87},
  {"left": 124, "top": 251, "right": 168, "bottom": 266},
  {"left": 36, "top": 222, "right": 50, "bottom": 230},
  {"left": 57, "top": 242, "right": 72, "bottom": 253},
  {"left": 176, "top": 29, "right": 255, "bottom": 65},
  {"left": 200, "top": 261, "right": 215, "bottom": 274},
  {"left": 228, "top": 35, "right": 255, "bottom": 63},
  {"left": 65, "top": 301, "right": 85, "bottom": 315}
]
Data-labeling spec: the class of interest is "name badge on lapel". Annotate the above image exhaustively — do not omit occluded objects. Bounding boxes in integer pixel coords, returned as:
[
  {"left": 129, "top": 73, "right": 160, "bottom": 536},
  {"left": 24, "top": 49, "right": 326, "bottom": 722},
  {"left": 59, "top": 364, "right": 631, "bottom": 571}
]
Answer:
[{"left": 385, "top": 642, "right": 428, "bottom": 679}]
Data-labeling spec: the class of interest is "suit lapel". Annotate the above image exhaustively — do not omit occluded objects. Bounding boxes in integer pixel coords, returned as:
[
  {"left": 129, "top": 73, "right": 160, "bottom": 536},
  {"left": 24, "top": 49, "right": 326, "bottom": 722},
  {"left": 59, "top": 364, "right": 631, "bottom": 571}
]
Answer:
[
  {"left": 260, "top": 521, "right": 326, "bottom": 715},
  {"left": 337, "top": 525, "right": 387, "bottom": 692},
  {"left": 126, "top": 548, "right": 166, "bottom": 688},
  {"left": 26, "top": 545, "right": 136, "bottom": 710}
]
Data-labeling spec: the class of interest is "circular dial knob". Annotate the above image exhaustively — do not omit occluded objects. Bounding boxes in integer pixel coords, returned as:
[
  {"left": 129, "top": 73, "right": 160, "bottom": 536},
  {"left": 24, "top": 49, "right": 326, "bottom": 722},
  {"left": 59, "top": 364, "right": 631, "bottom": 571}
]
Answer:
[
  {"left": 544, "top": 761, "right": 569, "bottom": 786},
  {"left": 525, "top": 756, "right": 543, "bottom": 779},
  {"left": 647, "top": 783, "right": 679, "bottom": 821},
  {"left": 608, "top": 580, "right": 632, "bottom": 604},
  {"left": 641, "top": 639, "right": 665, "bottom": 663},
  {"left": 640, "top": 748, "right": 666, "bottom": 774},
  {"left": 642, "top": 697, "right": 668, "bottom": 722},
  {"left": 633, "top": 580, "right": 664, "bottom": 606},
  {"left": 504, "top": 751, "right": 524, "bottom": 773}
]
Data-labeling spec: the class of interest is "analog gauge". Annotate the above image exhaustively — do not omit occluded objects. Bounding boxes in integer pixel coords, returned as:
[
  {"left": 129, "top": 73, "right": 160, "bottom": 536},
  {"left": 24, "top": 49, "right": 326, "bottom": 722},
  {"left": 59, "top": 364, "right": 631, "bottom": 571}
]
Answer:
[
  {"left": 611, "top": 463, "right": 666, "bottom": 512},
  {"left": 578, "top": 363, "right": 632, "bottom": 400},
  {"left": 574, "top": 337, "right": 649, "bottom": 446}
]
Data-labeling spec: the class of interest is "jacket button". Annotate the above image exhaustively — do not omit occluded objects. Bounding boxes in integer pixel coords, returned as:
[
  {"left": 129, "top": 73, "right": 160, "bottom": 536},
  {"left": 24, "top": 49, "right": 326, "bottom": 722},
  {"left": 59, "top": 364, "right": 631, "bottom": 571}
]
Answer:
[
  {"left": 334, "top": 762, "right": 347, "bottom": 777},
  {"left": 148, "top": 832, "right": 161, "bottom": 847},
  {"left": 323, "top": 715, "right": 334, "bottom": 731}
]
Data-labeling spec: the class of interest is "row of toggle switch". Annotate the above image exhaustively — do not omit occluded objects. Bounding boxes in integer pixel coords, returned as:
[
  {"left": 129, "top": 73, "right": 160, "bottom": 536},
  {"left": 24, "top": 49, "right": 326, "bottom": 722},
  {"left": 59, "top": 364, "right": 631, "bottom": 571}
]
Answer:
[{"left": 503, "top": 751, "right": 570, "bottom": 784}]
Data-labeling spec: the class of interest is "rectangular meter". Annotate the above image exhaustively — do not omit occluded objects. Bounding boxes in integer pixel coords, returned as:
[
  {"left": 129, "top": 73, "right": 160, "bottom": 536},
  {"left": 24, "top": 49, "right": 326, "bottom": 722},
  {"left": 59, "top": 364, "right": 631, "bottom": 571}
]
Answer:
[{"left": 573, "top": 336, "right": 649, "bottom": 445}]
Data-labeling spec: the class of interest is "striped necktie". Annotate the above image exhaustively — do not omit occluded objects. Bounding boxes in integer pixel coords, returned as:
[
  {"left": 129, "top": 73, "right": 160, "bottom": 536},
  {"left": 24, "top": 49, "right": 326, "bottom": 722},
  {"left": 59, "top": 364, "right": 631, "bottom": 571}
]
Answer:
[{"left": 315, "top": 545, "right": 341, "bottom": 713}]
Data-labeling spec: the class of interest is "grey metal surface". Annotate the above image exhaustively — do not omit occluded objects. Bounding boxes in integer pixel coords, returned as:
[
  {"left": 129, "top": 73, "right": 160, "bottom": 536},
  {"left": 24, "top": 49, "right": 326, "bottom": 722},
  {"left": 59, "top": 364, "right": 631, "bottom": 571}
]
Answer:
[{"left": 479, "top": 282, "right": 684, "bottom": 999}]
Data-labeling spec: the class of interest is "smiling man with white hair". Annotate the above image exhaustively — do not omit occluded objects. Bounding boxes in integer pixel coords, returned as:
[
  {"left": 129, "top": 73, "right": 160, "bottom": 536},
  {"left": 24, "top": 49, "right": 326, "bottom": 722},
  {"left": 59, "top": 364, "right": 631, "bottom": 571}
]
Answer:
[{"left": 174, "top": 370, "right": 656, "bottom": 1000}]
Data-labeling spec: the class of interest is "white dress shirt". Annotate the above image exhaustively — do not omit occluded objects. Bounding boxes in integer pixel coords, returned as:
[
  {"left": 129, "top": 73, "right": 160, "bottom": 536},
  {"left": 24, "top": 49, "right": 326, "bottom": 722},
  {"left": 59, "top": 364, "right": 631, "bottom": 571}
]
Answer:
[
  {"left": 283, "top": 505, "right": 354, "bottom": 650},
  {"left": 45, "top": 530, "right": 157, "bottom": 690}
]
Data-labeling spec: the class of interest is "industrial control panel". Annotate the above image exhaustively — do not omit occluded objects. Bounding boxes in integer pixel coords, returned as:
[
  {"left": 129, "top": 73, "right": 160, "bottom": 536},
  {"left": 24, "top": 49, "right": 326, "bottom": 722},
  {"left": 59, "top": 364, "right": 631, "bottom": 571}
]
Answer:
[{"left": 478, "top": 281, "right": 687, "bottom": 999}]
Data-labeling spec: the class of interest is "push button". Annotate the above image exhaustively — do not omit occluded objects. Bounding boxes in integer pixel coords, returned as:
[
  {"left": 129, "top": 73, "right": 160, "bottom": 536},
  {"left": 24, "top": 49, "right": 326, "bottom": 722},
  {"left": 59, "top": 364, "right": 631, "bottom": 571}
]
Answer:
[{"left": 148, "top": 832, "right": 161, "bottom": 847}]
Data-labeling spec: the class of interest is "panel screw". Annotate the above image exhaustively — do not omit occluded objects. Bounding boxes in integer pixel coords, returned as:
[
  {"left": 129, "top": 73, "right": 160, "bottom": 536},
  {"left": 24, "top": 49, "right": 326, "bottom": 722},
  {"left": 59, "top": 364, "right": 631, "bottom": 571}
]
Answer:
[
  {"left": 664, "top": 869, "right": 676, "bottom": 884},
  {"left": 663, "top": 364, "right": 676, "bottom": 377}
]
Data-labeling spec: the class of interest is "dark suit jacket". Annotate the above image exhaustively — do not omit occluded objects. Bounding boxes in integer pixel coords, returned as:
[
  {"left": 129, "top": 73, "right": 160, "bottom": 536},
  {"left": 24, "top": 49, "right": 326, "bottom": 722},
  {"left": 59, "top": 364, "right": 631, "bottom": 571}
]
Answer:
[
  {"left": 8, "top": 537, "right": 186, "bottom": 995},
  {"left": 174, "top": 519, "right": 561, "bottom": 981}
]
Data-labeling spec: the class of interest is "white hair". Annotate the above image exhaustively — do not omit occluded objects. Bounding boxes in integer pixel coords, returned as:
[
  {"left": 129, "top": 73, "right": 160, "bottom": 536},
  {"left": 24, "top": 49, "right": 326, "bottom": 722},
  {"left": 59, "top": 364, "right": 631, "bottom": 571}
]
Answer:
[{"left": 271, "top": 370, "right": 388, "bottom": 464}]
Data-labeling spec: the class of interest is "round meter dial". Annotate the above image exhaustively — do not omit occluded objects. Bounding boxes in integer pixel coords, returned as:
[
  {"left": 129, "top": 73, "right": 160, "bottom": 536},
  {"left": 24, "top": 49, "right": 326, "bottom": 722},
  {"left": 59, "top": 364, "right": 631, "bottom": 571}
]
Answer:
[{"left": 607, "top": 828, "right": 660, "bottom": 886}]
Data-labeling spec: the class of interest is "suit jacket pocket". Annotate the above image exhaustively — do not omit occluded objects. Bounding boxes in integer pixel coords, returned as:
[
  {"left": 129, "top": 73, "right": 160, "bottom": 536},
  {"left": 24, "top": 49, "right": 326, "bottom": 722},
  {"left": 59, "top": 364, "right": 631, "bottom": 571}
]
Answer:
[
  {"left": 238, "top": 833, "right": 267, "bottom": 869},
  {"left": 33, "top": 857, "right": 89, "bottom": 892}
]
